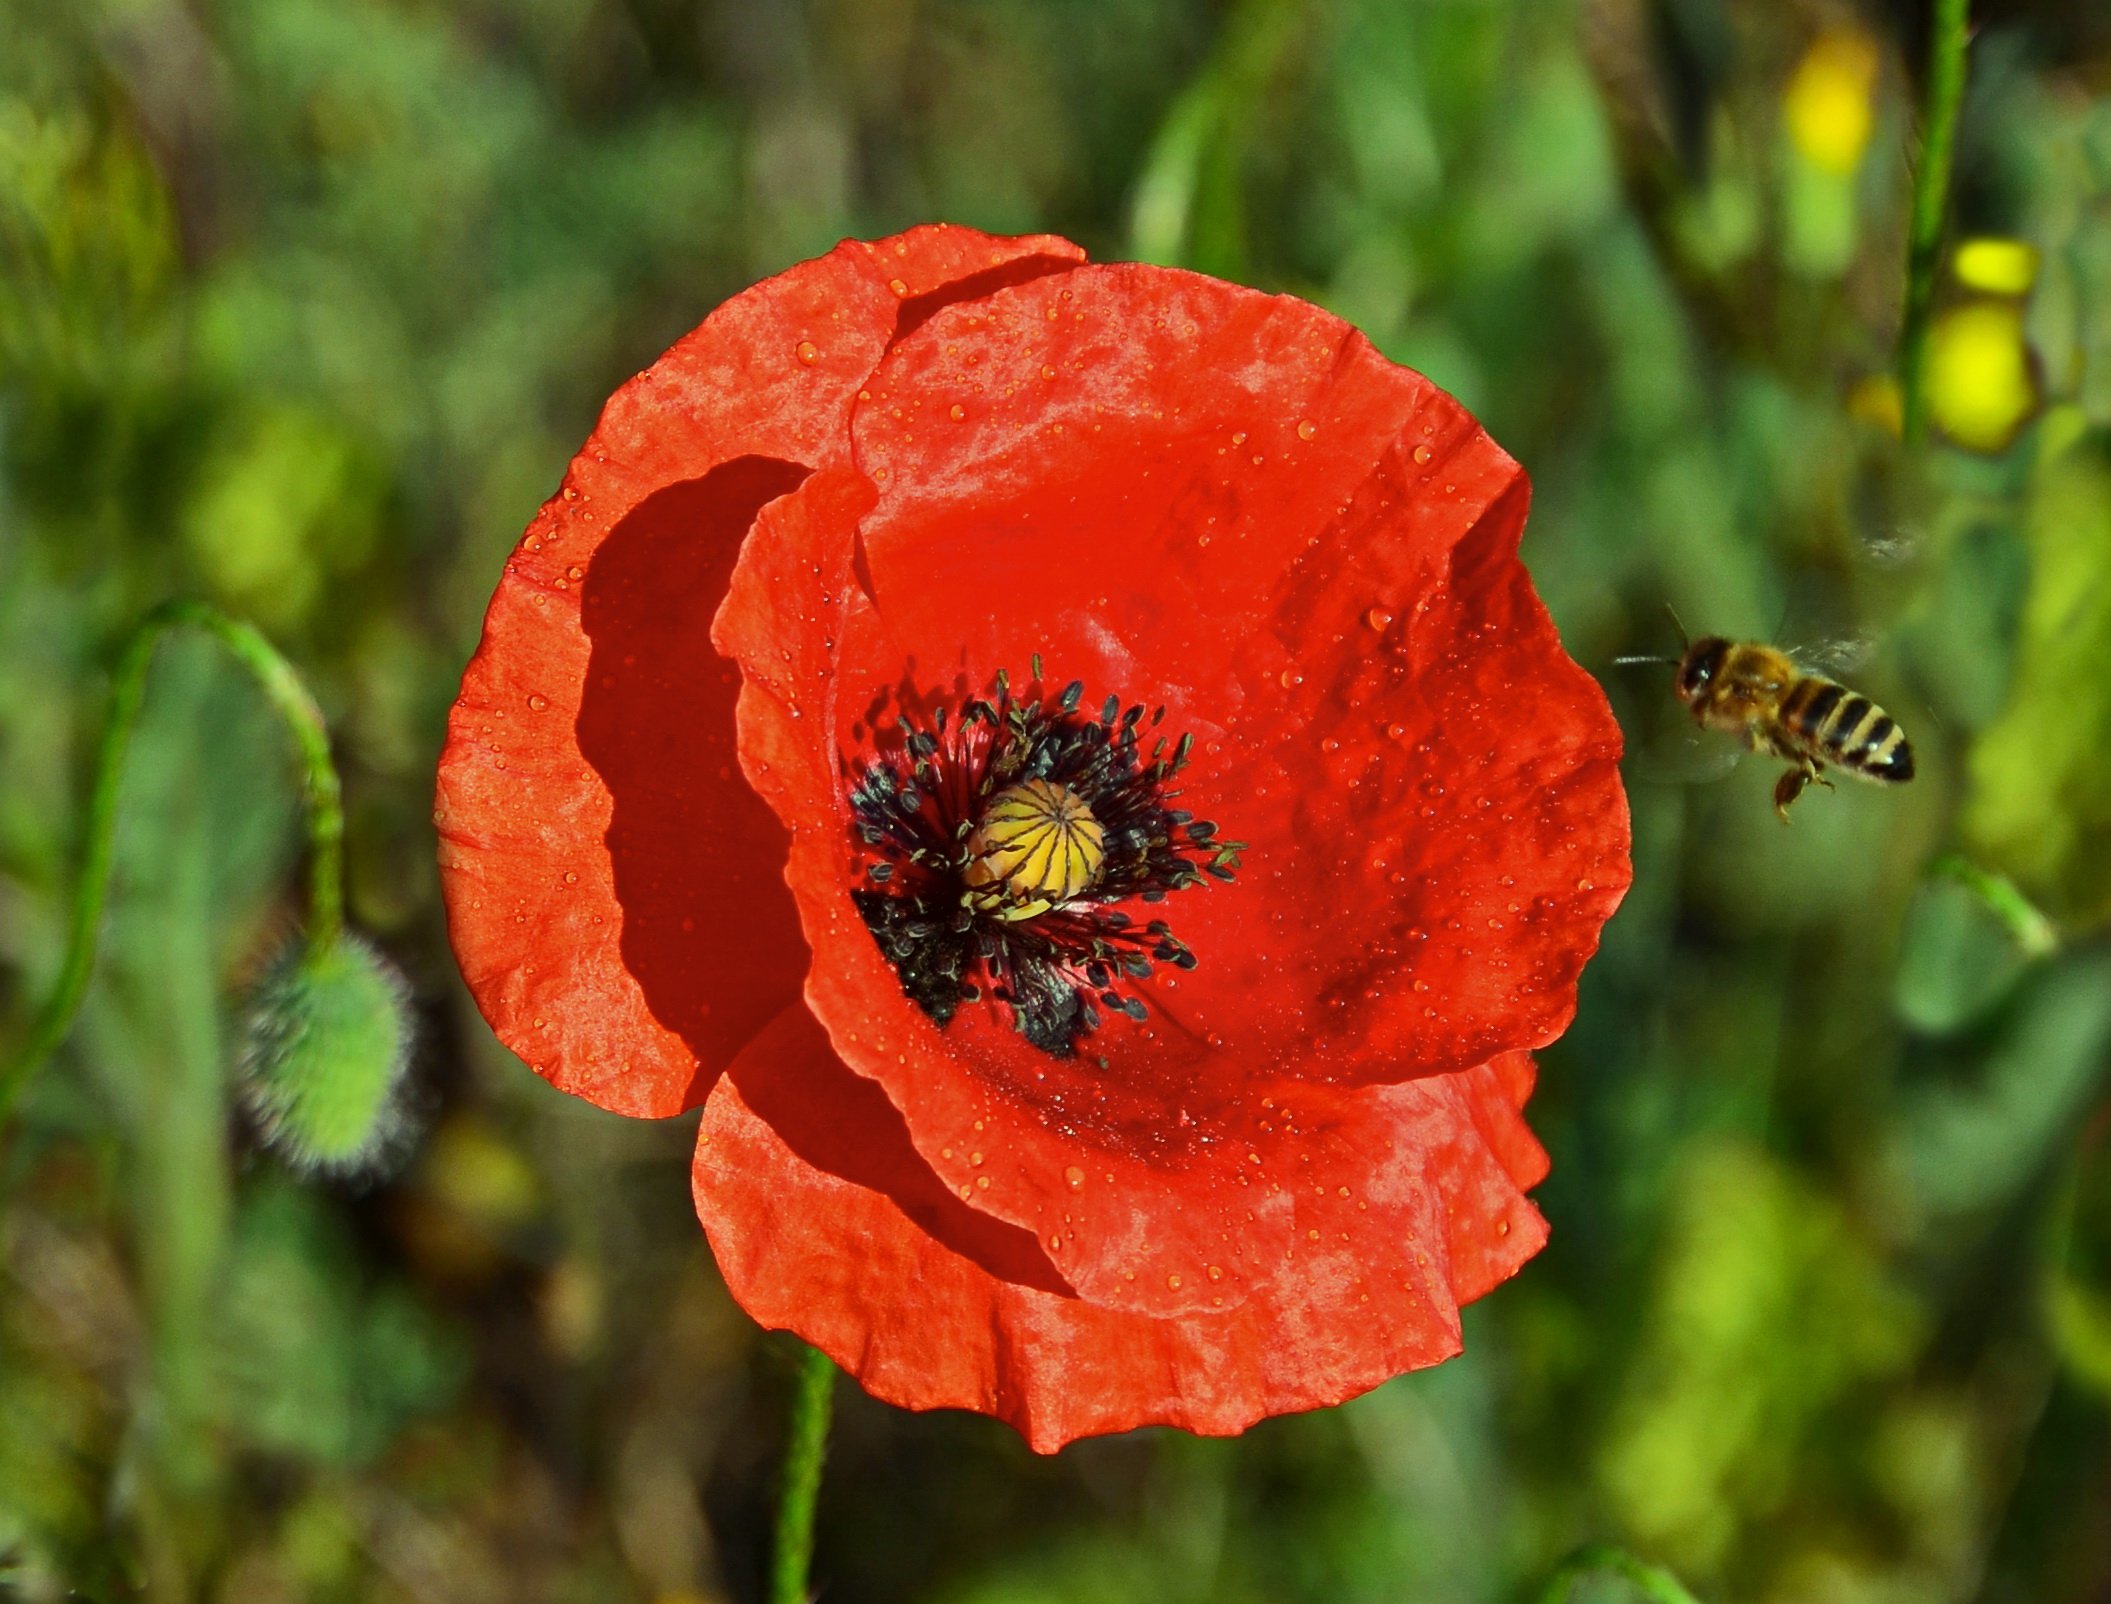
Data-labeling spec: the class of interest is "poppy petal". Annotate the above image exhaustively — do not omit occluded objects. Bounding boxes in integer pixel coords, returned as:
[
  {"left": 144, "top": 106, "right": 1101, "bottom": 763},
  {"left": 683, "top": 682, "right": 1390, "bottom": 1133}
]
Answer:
[
  {"left": 715, "top": 264, "right": 1620, "bottom": 1315},
  {"left": 694, "top": 1004, "right": 1545, "bottom": 1452},
  {"left": 436, "top": 227, "right": 1085, "bottom": 1116}
]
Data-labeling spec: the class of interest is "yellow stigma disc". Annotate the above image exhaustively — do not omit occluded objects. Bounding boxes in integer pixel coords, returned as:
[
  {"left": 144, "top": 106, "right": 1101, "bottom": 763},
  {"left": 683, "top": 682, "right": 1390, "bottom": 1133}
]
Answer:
[{"left": 964, "top": 779, "right": 1106, "bottom": 921}]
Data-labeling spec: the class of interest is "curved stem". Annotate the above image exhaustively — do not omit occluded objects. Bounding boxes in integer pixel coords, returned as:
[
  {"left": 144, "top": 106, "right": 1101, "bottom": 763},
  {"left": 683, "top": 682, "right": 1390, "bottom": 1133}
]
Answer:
[
  {"left": 0, "top": 600, "right": 344, "bottom": 1125},
  {"left": 770, "top": 1344, "right": 837, "bottom": 1604},
  {"left": 1535, "top": 1544, "right": 1704, "bottom": 1604},
  {"left": 1898, "top": 0, "right": 1973, "bottom": 447},
  {"left": 1930, "top": 853, "right": 2060, "bottom": 958}
]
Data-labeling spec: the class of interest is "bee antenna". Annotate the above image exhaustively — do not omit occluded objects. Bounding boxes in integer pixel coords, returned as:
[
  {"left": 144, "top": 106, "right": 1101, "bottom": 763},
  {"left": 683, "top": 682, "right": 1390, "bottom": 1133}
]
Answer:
[
  {"left": 1662, "top": 603, "right": 1690, "bottom": 650},
  {"left": 1611, "top": 654, "right": 1675, "bottom": 668}
]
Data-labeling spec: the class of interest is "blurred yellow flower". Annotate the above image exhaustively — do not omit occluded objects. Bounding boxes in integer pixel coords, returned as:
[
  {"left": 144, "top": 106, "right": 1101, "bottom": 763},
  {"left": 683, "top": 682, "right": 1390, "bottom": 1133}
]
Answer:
[
  {"left": 1784, "top": 29, "right": 1881, "bottom": 175},
  {"left": 1954, "top": 236, "right": 2041, "bottom": 297},
  {"left": 1929, "top": 301, "right": 2040, "bottom": 453}
]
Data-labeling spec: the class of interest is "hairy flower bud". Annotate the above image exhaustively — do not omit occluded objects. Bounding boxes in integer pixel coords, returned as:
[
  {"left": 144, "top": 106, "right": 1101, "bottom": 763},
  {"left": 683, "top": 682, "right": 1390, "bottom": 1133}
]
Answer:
[{"left": 240, "top": 935, "right": 414, "bottom": 1177}]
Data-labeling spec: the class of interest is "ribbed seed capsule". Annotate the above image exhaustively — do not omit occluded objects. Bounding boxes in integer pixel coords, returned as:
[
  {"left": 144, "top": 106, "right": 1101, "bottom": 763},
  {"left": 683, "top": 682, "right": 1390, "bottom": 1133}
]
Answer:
[{"left": 964, "top": 779, "right": 1106, "bottom": 920}]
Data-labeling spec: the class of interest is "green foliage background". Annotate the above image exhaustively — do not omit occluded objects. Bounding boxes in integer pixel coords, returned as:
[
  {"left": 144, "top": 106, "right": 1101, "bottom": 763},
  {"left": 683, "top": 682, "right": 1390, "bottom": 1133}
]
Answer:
[{"left": 4, "top": 0, "right": 2111, "bottom": 1599}]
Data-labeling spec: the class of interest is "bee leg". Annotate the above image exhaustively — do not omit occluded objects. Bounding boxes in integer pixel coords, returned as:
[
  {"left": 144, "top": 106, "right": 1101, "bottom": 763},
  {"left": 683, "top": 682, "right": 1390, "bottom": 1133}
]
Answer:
[{"left": 1773, "top": 765, "right": 1812, "bottom": 822}]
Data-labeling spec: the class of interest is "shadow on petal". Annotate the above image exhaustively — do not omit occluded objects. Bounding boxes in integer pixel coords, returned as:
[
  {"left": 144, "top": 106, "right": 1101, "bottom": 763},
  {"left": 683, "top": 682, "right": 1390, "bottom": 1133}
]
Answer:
[
  {"left": 724, "top": 1005, "right": 1078, "bottom": 1297},
  {"left": 577, "top": 456, "right": 816, "bottom": 1100},
  {"left": 895, "top": 253, "right": 1087, "bottom": 340}
]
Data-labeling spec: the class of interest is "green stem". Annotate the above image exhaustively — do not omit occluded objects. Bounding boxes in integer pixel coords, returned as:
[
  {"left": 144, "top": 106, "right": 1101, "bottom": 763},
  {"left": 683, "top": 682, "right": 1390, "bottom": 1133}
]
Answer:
[
  {"left": 1930, "top": 852, "right": 2061, "bottom": 958},
  {"left": 0, "top": 600, "right": 344, "bottom": 1126},
  {"left": 1535, "top": 1544, "right": 1704, "bottom": 1604},
  {"left": 770, "top": 1344, "right": 837, "bottom": 1604},
  {"left": 1898, "top": 0, "right": 1973, "bottom": 447}
]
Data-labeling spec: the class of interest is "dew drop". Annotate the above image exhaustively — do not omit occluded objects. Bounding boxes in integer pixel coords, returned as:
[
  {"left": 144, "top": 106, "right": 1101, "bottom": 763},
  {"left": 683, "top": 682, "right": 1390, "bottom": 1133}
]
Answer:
[
  {"left": 796, "top": 340, "right": 819, "bottom": 364},
  {"left": 1412, "top": 444, "right": 1433, "bottom": 466},
  {"left": 888, "top": 278, "right": 909, "bottom": 297},
  {"left": 527, "top": 694, "right": 549, "bottom": 712},
  {"left": 949, "top": 403, "right": 966, "bottom": 421},
  {"left": 1064, "top": 1165, "right": 1086, "bottom": 1190},
  {"left": 1296, "top": 419, "right": 1317, "bottom": 440},
  {"left": 1166, "top": 1273, "right": 1183, "bottom": 1290},
  {"left": 1365, "top": 606, "right": 1394, "bottom": 632}
]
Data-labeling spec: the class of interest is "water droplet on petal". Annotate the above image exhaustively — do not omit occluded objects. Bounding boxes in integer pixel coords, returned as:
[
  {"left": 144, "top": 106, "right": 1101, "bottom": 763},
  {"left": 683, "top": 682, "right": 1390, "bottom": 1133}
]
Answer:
[
  {"left": 1296, "top": 419, "right": 1317, "bottom": 441},
  {"left": 796, "top": 340, "right": 819, "bottom": 364},
  {"left": 1412, "top": 444, "right": 1433, "bottom": 466}
]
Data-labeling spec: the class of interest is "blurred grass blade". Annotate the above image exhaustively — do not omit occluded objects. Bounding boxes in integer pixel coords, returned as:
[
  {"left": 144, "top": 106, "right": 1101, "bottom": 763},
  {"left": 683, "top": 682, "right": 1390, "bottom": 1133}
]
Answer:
[{"left": 1126, "top": 0, "right": 1310, "bottom": 272}]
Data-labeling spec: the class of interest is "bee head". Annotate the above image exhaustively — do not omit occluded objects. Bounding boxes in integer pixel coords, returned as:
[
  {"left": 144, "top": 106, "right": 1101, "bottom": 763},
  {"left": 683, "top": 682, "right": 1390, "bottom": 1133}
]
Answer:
[{"left": 1675, "top": 637, "right": 1730, "bottom": 704}]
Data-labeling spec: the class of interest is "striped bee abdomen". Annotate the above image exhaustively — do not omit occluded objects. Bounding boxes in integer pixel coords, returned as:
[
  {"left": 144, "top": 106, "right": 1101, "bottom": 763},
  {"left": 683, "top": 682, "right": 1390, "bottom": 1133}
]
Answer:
[{"left": 1783, "top": 678, "right": 1914, "bottom": 783}]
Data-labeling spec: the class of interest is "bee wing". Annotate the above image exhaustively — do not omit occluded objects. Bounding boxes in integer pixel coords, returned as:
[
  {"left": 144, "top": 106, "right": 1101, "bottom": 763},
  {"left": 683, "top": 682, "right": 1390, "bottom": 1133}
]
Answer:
[
  {"left": 1638, "top": 734, "right": 1739, "bottom": 785},
  {"left": 1628, "top": 726, "right": 1745, "bottom": 786},
  {"left": 1790, "top": 632, "right": 1878, "bottom": 679}
]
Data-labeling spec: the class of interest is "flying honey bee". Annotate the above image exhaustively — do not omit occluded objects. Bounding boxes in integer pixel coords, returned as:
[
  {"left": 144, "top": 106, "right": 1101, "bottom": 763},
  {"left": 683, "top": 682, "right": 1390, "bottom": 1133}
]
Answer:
[{"left": 1618, "top": 617, "right": 1915, "bottom": 821}]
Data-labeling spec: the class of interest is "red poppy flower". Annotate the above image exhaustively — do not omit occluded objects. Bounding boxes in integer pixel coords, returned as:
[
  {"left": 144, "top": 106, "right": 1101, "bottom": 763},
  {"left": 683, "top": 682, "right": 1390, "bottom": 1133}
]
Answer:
[{"left": 436, "top": 225, "right": 1629, "bottom": 1451}]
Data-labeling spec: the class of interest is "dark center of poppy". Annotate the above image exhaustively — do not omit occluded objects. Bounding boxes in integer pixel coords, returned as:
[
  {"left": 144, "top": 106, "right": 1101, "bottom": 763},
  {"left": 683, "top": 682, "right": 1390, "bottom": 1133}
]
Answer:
[{"left": 847, "top": 667, "right": 1241, "bottom": 1058}]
